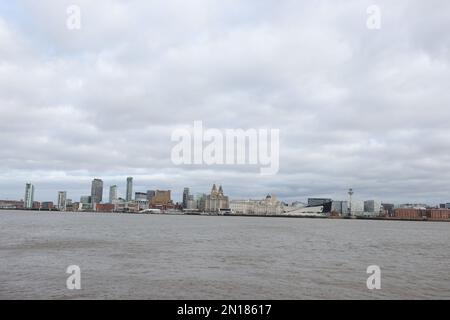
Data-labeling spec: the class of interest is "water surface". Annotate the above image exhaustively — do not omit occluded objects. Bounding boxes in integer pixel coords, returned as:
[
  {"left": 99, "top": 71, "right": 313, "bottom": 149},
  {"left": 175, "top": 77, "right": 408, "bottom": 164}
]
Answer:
[{"left": 0, "top": 210, "right": 448, "bottom": 299}]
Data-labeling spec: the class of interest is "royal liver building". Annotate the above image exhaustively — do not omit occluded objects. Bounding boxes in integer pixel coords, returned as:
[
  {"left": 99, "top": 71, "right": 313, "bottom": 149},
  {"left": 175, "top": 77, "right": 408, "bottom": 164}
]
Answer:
[{"left": 202, "top": 184, "right": 230, "bottom": 213}]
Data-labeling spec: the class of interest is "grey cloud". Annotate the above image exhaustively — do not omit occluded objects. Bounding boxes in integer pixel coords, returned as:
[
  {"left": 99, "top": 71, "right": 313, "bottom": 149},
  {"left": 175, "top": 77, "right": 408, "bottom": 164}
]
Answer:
[{"left": 1, "top": 0, "right": 450, "bottom": 204}]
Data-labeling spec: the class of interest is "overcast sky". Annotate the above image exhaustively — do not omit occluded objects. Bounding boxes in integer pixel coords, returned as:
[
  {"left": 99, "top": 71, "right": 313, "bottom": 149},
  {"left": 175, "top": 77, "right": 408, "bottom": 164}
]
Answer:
[{"left": 1, "top": 0, "right": 449, "bottom": 204}]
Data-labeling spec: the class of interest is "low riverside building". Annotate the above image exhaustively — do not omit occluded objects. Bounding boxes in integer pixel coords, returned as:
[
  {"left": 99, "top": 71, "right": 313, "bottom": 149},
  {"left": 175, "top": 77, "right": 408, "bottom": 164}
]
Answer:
[
  {"left": 95, "top": 203, "right": 115, "bottom": 213},
  {"left": 113, "top": 199, "right": 132, "bottom": 212},
  {"left": 41, "top": 202, "right": 54, "bottom": 210},
  {"left": 135, "top": 199, "right": 149, "bottom": 210},
  {"left": 0, "top": 200, "right": 24, "bottom": 209},
  {"left": 393, "top": 208, "right": 450, "bottom": 220},
  {"left": 230, "top": 195, "right": 284, "bottom": 216}
]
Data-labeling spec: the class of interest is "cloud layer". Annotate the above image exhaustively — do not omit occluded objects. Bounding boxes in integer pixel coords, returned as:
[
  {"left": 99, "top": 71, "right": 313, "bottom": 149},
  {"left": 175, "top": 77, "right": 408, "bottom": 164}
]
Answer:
[{"left": 1, "top": 0, "right": 450, "bottom": 204}]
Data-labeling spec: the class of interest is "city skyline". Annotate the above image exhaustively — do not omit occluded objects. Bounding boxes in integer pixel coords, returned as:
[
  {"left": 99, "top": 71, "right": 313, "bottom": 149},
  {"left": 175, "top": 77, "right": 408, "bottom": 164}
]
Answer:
[
  {"left": 2, "top": 178, "right": 450, "bottom": 209},
  {"left": 1, "top": 1, "right": 450, "bottom": 204}
]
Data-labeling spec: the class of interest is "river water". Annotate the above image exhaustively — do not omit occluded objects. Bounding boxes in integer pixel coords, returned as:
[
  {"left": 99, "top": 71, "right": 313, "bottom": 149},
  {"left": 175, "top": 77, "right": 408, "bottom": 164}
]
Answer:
[{"left": 0, "top": 210, "right": 448, "bottom": 299}]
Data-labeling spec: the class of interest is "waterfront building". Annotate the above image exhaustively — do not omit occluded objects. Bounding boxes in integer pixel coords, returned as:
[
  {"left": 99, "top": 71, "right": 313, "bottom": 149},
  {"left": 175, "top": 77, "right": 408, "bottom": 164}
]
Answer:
[
  {"left": 135, "top": 192, "right": 147, "bottom": 201},
  {"left": 363, "top": 200, "right": 381, "bottom": 216},
  {"left": 0, "top": 200, "right": 24, "bottom": 209},
  {"left": 308, "top": 198, "right": 332, "bottom": 206},
  {"left": 80, "top": 196, "right": 91, "bottom": 204},
  {"left": 200, "top": 185, "right": 229, "bottom": 213},
  {"left": 24, "top": 183, "right": 34, "bottom": 209},
  {"left": 382, "top": 203, "right": 395, "bottom": 217},
  {"left": 41, "top": 202, "right": 54, "bottom": 211},
  {"left": 350, "top": 199, "right": 364, "bottom": 216},
  {"left": 91, "top": 179, "right": 103, "bottom": 205},
  {"left": 398, "top": 203, "right": 428, "bottom": 209},
  {"left": 150, "top": 190, "right": 173, "bottom": 209},
  {"left": 113, "top": 198, "right": 140, "bottom": 213},
  {"left": 186, "top": 195, "right": 196, "bottom": 209},
  {"left": 95, "top": 203, "right": 115, "bottom": 212},
  {"left": 147, "top": 190, "right": 156, "bottom": 202},
  {"left": 32, "top": 201, "right": 40, "bottom": 209},
  {"left": 182, "top": 188, "right": 190, "bottom": 209},
  {"left": 196, "top": 193, "right": 207, "bottom": 211},
  {"left": 135, "top": 199, "right": 149, "bottom": 210},
  {"left": 291, "top": 201, "right": 307, "bottom": 208},
  {"left": 230, "top": 194, "right": 283, "bottom": 215},
  {"left": 57, "top": 191, "right": 67, "bottom": 211},
  {"left": 126, "top": 177, "right": 133, "bottom": 202},
  {"left": 331, "top": 201, "right": 348, "bottom": 215},
  {"left": 109, "top": 185, "right": 118, "bottom": 203}
]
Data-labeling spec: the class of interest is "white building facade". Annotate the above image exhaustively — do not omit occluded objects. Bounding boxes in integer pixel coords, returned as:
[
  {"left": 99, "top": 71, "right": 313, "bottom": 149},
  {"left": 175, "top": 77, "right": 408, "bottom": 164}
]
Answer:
[{"left": 230, "top": 195, "right": 284, "bottom": 215}]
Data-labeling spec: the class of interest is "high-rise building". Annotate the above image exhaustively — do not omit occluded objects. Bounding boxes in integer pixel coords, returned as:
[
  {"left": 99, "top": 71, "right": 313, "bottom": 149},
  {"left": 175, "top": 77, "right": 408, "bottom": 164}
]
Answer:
[
  {"left": 91, "top": 179, "right": 103, "bottom": 204},
  {"left": 109, "top": 185, "right": 118, "bottom": 203},
  {"left": 24, "top": 183, "right": 34, "bottom": 209},
  {"left": 57, "top": 191, "right": 67, "bottom": 211},
  {"left": 126, "top": 177, "right": 133, "bottom": 202},
  {"left": 147, "top": 190, "right": 156, "bottom": 202},
  {"left": 182, "top": 187, "right": 190, "bottom": 209}
]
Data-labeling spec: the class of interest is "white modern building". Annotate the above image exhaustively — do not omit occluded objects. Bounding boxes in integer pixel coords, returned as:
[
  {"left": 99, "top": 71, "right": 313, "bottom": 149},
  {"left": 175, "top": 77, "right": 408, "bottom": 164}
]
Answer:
[
  {"left": 57, "top": 191, "right": 67, "bottom": 211},
  {"left": 109, "top": 185, "right": 118, "bottom": 203},
  {"left": 126, "top": 177, "right": 133, "bottom": 202}
]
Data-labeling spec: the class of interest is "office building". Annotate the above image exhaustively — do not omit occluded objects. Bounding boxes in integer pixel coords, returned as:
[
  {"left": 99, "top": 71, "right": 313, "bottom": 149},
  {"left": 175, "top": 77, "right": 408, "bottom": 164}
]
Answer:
[
  {"left": 91, "top": 179, "right": 103, "bottom": 204},
  {"left": 126, "top": 177, "right": 133, "bottom": 202},
  {"left": 80, "top": 196, "right": 91, "bottom": 204},
  {"left": 57, "top": 191, "right": 67, "bottom": 211},
  {"left": 41, "top": 202, "right": 54, "bottom": 211},
  {"left": 147, "top": 190, "right": 156, "bottom": 202},
  {"left": 182, "top": 188, "right": 190, "bottom": 209},
  {"left": 363, "top": 200, "right": 381, "bottom": 216},
  {"left": 24, "top": 183, "right": 34, "bottom": 209},
  {"left": 109, "top": 185, "right": 118, "bottom": 203},
  {"left": 150, "top": 190, "right": 172, "bottom": 207},
  {"left": 331, "top": 201, "right": 348, "bottom": 215}
]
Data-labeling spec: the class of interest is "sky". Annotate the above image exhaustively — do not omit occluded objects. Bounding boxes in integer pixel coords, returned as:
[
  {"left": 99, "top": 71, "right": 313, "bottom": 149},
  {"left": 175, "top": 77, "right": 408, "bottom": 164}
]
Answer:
[{"left": 0, "top": 0, "right": 450, "bottom": 204}]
